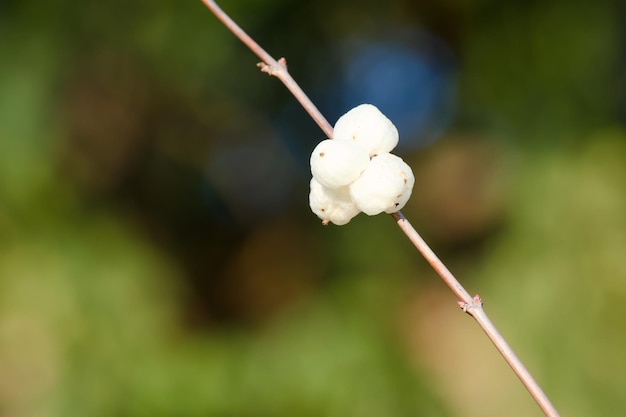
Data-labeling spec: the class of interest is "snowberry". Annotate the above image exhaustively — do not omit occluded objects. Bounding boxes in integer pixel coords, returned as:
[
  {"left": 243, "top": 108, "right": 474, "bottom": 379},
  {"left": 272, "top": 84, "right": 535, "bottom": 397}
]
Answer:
[
  {"left": 349, "top": 153, "right": 414, "bottom": 215},
  {"left": 333, "top": 104, "right": 399, "bottom": 157},
  {"left": 310, "top": 139, "right": 370, "bottom": 189},
  {"left": 309, "top": 178, "right": 360, "bottom": 225},
  {"left": 308, "top": 104, "right": 415, "bottom": 225}
]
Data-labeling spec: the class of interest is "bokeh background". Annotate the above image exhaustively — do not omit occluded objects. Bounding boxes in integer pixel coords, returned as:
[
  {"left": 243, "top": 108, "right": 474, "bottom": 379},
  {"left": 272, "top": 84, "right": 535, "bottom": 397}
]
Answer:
[{"left": 1, "top": 0, "right": 626, "bottom": 415}]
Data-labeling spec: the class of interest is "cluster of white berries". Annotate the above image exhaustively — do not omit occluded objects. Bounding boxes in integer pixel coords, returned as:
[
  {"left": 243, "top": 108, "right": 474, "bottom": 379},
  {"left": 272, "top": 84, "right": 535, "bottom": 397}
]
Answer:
[{"left": 309, "top": 104, "right": 415, "bottom": 225}]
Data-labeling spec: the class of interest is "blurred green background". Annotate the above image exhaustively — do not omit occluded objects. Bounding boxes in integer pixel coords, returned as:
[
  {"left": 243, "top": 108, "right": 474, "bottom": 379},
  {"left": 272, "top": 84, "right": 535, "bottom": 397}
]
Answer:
[{"left": 1, "top": 0, "right": 626, "bottom": 415}]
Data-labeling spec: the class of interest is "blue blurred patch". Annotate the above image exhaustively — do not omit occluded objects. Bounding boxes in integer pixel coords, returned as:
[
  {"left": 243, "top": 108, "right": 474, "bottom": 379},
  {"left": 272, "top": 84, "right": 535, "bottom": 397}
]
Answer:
[{"left": 336, "top": 30, "right": 457, "bottom": 149}]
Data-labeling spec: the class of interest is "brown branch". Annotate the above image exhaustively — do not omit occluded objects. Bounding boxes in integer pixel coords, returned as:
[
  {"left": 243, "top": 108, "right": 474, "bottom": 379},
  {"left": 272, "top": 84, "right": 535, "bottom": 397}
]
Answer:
[
  {"left": 201, "top": 0, "right": 333, "bottom": 139},
  {"left": 201, "top": 1, "right": 561, "bottom": 416},
  {"left": 392, "top": 211, "right": 559, "bottom": 416}
]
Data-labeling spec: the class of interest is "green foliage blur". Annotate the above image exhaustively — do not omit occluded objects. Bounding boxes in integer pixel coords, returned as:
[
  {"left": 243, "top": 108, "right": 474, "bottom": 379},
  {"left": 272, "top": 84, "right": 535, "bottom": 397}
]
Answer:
[{"left": 1, "top": 0, "right": 625, "bottom": 416}]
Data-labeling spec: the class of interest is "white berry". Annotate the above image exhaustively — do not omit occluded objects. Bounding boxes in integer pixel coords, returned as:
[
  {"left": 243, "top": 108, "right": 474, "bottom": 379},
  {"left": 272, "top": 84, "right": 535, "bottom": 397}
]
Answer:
[
  {"left": 349, "top": 153, "right": 414, "bottom": 215},
  {"left": 309, "top": 178, "right": 360, "bottom": 225},
  {"left": 333, "top": 104, "right": 399, "bottom": 157},
  {"left": 310, "top": 139, "right": 370, "bottom": 189}
]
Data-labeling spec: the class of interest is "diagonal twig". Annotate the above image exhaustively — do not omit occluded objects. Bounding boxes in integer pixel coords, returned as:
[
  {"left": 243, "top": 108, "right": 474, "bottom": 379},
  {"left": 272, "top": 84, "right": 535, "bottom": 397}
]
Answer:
[
  {"left": 202, "top": 0, "right": 333, "bottom": 139},
  {"left": 201, "top": 1, "right": 561, "bottom": 416}
]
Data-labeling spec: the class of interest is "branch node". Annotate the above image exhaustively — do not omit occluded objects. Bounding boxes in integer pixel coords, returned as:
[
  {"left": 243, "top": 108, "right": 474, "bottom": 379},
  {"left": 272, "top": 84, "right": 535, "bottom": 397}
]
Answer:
[
  {"left": 257, "top": 58, "right": 287, "bottom": 77},
  {"left": 458, "top": 294, "right": 483, "bottom": 314}
]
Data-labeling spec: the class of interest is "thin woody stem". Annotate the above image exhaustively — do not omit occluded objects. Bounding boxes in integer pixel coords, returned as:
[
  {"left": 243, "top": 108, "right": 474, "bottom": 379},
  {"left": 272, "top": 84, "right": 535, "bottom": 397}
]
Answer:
[
  {"left": 201, "top": 0, "right": 333, "bottom": 138},
  {"left": 202, "top": 1, "right": 560, "bottom": 416},
  {"left": 392, "top": 211, "right": 560, "bottom": 417},
  {"left": 392, "top": 211, "right": 473, "bottom": 302},
  {"left": 469, "top": 307, "right": 560, "bottom": 417}
]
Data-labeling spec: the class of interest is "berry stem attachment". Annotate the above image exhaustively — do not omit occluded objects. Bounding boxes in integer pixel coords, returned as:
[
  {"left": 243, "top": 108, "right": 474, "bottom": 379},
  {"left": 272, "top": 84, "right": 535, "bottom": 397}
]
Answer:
[{"left": 202, "top": 2, "right": 560, "bottom": 416}]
